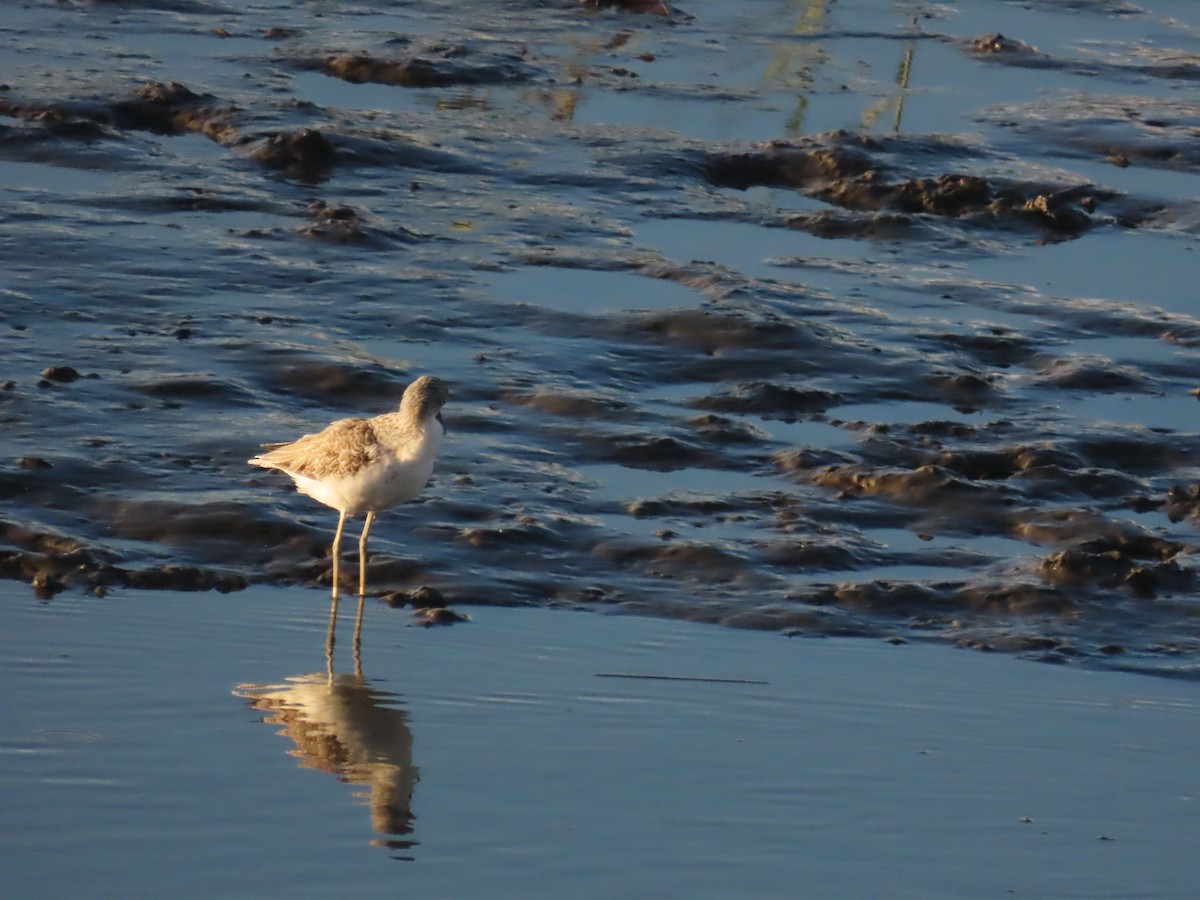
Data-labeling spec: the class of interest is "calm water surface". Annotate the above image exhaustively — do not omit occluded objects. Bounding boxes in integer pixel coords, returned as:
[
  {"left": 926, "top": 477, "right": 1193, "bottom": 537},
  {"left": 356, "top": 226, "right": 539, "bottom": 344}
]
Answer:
[{"left": 4, "top": 589, "right": 1199, "bottom": 898}]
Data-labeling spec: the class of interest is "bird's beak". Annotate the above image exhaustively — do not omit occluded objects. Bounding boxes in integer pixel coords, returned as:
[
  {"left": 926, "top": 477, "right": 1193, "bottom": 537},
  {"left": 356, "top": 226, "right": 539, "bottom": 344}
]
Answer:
[{"left": 436, "top": 411, "right": 446, "bottom": 434}]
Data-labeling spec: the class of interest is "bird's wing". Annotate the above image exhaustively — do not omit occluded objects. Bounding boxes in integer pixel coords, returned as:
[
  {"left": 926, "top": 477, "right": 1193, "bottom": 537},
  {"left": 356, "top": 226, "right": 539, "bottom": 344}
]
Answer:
[{"left": 249, "top": 417, "right": 380, "bottom": 479}]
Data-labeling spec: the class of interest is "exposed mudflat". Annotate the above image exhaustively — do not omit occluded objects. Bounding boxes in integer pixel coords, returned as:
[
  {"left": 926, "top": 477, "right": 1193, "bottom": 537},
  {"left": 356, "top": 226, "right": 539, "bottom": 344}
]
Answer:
[{"left": 2, "top": 0, "right": 1200, "bottom": 677}]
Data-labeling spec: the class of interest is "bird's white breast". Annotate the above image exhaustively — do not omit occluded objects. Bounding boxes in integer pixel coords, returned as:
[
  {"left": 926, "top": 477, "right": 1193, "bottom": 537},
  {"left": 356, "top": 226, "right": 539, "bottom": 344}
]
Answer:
[{"left": 290, "top": 426, "right": 441, "bottom": 515}]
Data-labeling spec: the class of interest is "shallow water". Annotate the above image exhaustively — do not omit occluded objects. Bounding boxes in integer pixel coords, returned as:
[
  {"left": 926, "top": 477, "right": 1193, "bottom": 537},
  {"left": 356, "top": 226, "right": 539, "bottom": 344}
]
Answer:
[
  {"left": 2, "top": 0, "right": 1200, "bottom": 676},
  {"left": 3, "top": 588, "right": 1199, "bottom": 898}
]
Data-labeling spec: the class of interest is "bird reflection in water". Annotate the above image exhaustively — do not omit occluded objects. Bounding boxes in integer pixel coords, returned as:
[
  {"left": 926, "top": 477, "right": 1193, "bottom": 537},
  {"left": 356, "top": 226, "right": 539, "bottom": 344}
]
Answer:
[{"left": 233, "top": 643, "right": 419, "bottom": 857}]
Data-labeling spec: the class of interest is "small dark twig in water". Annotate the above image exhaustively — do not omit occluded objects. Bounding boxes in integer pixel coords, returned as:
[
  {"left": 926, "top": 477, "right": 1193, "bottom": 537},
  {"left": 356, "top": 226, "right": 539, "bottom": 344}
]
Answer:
[{"left": 595, "top": 673, "right": 768, "bottom": 685}]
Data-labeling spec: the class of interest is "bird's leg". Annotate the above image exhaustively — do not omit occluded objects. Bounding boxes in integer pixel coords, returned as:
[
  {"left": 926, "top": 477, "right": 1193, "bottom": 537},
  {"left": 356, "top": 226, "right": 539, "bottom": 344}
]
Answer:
[
  {"left": 354, "top": 511, "right": 374, "bottom": 651},
  {"left": 330, "top": 509, "right": 348, "bottom": 622},
  {"left": 358, "top": 511, "right": 375, "bottom": 599}
]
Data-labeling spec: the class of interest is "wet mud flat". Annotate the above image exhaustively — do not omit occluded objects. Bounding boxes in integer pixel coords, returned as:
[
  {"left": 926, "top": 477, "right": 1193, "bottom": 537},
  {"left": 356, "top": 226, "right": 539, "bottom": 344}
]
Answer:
[{"left": 2, "top": 0, "right": 1200, "bottom": 677}]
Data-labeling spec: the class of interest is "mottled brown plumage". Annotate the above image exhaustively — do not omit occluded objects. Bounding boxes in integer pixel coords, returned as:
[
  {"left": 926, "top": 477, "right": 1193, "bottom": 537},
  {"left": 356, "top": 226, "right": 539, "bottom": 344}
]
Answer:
[
  {"left": 249, "top": 375, "right": 450, "bottom": 635},
  {"left": 255, "top": 417, "right": 380, "bottom": 481}
]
